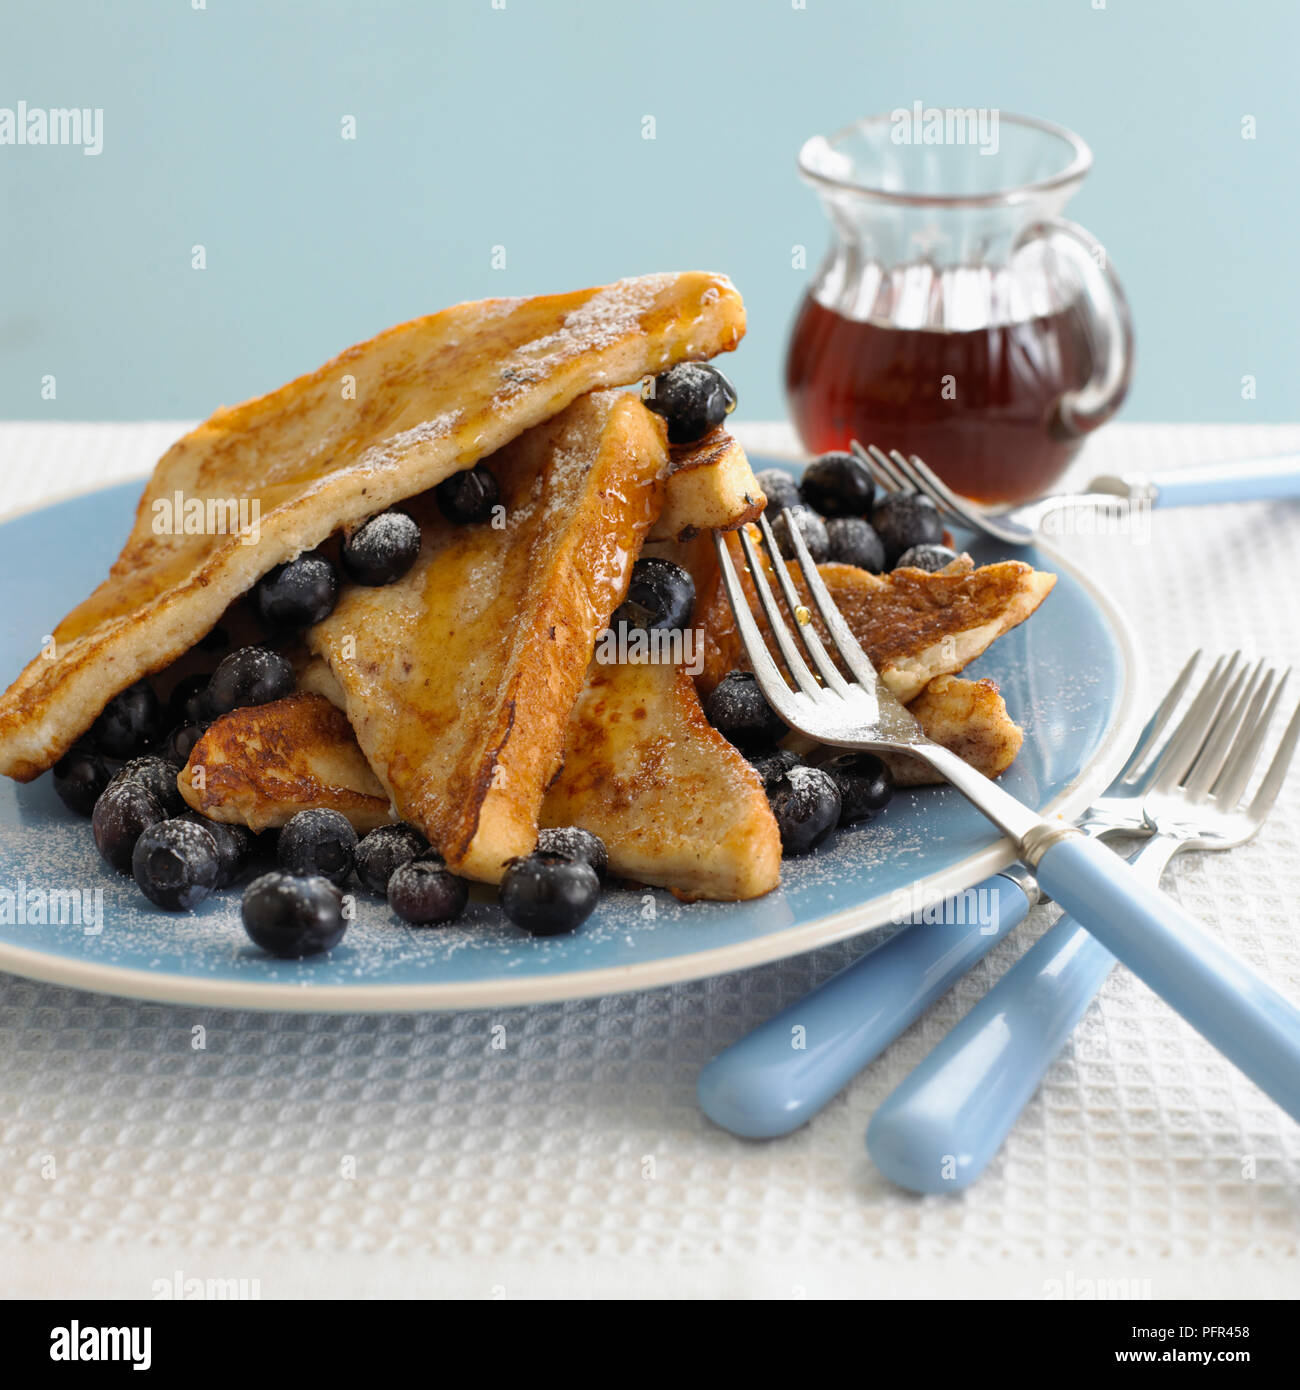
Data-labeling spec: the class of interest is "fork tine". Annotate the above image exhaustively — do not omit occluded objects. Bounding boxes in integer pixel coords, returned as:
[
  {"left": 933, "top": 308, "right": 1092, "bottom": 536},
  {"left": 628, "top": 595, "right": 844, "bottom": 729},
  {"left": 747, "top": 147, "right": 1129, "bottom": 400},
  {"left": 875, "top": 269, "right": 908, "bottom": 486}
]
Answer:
[
  {"left": 712, "top": 532, "right": 805, "bottom": 724},
  {"left": 1117, "top": 650, "right": 1201, "bottom": 785},
  {"left": 1147, "top": 652, "right": 1239, "bottom": 791},
  {"left": 752, "top": 513, "right": 853, "bottom": 696},
  {"left": 733, "top": 526, "right": 826, "bottom": 701},
  {"left": 1247, "top": 694, "right": 1300, "bottom": 820},
  {"left": 1216, "top": 669, "right": 1291, "bottom": 807},
  {"left": 894, "top": 450, "right": 991, "bottom": 536},
  {"left": 864, "top": 443, "right": 913, "bottom": 494},
  {"left": 895, "top": 450, "right": 984, "bottom": 530},
  {"left": 1183, "top": 659, "right": 1270, "bottom": 798},
  {"left": 848, "top": 441, "right": 899, "bottom": 496},
  {"left": 778, "top": 507, "right": 881, "bottom": 689},
  {"left": 884, "top": 450, "right": 963, "bottom": 524},
  {"left": 850, "top": 442, "right": 900, "bottom": 497}
]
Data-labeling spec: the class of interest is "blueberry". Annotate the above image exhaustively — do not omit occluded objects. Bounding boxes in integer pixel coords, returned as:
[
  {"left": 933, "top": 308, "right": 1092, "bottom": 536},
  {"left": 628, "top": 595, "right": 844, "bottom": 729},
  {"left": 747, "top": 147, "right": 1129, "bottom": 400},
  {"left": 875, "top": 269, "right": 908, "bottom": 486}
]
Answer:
[
  {"left": 536, "top": 826, "right": 608, "bottom": 880},
  {"left": 871, "top": 493, "right": 944, "bottom": 566},
  {"left": 769, "top": 506, "right": 829, "bottom": 564},
  {"left": 825, "top": 517, "right": 886, "bottom": 572},
  {"left": 387, "top": 856, "right": 469, "bottom": 925},
  {"left": 745, "top": 747, "right": 804, "bottom": 789},
  {"left": 643, "top": 362, "right": 737, "bottom": 444},
  {"left": 203, "top": 647, "right": 295, "bottom": 718},
  {"left": 241, "top": 871, "right": 346, "bottom": 958},
  {"left": 822, "top": 753, "right": 895, "bottom": 825},
  {"left": 277, "top": 808, "right": 357, "bottom": 886},
  {"left": 341, "top": 511, "right": 422, "bottom": 585},
  {"left": 183, "top": 813, "right": 255, "bottom": 887},
  {"left": 167, "top": 673, "right": 211, "bottom": 727},
  {"left": 160, "top": 721, "right": 207, "bottom": 768},
  {"left": 107, "top": 755, "right": 185, "bottom": 816},
  {"left": 611, "top": 557, "right": 695, "bottom": 633},
  {"left": 132, "top": 818, "right": 220, "bottom": 910},
  {"left": 256, "top": 551, "right": 339, "bottom": 629},
  {"left": 92, "top": 781, "right": 166, "bottom": 875},
  {"left": 435, "top": 465, "right": 499, "bottom": 526},
  {"left": 499, "top": 852, "right": 600, "bottom": 936},
  {"left": 354, "top": 822, "right": 429, "bottom": 896},
  {"left": 705, "top": 671, "right": 787, "bottom": 750},
  {"left": 767, "top": 766, "right": 841, "bottom": 855},
  {"left": 896, "top": 543, "right": 959, "bottom": 573},
  {"left": 800, "top": 451, "right": 876, "bottom": 518},
  {"left": 90, "top": 680, "right": 161, "bottom": 758},
  {"left": 52, "top": 746, "right": 113, "bottom": 816},
  {"left": 754, "top": 469, "right": 801, "bottom": 516}
]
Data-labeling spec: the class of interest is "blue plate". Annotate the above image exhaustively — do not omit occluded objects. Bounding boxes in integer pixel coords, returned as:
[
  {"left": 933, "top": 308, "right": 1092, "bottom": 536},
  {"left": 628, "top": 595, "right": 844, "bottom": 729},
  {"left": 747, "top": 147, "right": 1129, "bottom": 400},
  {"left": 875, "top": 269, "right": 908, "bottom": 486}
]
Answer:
[{"left": 0, "top": 462, "right": 1142, "bottom": 1011}]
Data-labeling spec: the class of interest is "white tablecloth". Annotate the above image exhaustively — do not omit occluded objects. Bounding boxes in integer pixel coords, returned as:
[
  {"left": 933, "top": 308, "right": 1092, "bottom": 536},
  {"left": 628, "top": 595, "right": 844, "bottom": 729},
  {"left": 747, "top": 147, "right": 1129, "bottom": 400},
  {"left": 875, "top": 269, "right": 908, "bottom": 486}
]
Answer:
[{"left": 1, "top": 420, "right": 1299, "bottom": 1300}]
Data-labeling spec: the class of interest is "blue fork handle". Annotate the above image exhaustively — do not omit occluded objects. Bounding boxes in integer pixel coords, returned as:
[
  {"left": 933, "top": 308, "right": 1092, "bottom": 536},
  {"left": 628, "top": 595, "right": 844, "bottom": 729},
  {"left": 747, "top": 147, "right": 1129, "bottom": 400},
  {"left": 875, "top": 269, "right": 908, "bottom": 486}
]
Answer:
[
  {"left": 867, "top": 845, "right": 1154, "bottom": 1193},
  {"left": 1034, "top": 835, "right": 1300, "bottom": 1120},
  {"left": 1147, "top": 456, "right": 1300, "bottom": 508},
  {"left": 696, "top": 871, "right": 1032, "bottom": 1138}
]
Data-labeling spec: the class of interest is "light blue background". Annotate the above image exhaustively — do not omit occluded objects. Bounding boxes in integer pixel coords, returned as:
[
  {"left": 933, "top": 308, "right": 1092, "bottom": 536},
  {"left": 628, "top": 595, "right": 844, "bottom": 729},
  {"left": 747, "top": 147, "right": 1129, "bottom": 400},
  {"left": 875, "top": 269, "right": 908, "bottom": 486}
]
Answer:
[{"left": 1, "top": 0, "right": 1295, "bottom": 424}]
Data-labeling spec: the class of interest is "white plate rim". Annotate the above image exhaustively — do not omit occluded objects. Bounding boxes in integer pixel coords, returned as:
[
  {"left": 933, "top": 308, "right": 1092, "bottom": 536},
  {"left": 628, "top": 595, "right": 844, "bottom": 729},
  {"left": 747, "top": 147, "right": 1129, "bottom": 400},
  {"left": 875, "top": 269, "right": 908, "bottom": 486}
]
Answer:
[{"left": 0, "top": 479, "right": 1145, "bottom": 1013}]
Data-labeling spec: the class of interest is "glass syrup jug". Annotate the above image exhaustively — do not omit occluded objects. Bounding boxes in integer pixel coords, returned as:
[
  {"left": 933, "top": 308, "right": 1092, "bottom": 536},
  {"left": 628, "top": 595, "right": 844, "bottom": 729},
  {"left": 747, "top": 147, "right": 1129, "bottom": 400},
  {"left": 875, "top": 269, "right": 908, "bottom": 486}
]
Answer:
[{"left": 785, "top": 111, "right": 1134, "bottom": 505}]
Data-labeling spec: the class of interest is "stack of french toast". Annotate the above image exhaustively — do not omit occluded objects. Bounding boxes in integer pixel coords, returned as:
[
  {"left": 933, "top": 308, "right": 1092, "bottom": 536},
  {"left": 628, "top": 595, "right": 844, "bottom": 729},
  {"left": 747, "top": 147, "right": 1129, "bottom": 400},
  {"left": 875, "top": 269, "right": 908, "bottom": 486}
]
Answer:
[{"left": 0, "top": 272, "right": 1054, "bottom": 937}]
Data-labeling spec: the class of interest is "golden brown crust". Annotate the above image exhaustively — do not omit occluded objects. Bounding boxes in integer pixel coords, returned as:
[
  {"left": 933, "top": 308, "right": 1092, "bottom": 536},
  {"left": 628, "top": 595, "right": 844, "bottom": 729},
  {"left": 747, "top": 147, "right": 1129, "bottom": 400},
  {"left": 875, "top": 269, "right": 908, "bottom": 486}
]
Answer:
[
  {"left": 818, "top": 559, "right": 1054, "bottom": 702},
  {"left": 541, "top": 660, "right": 781, "bottom": 901},
  {"left": 882, "top": 675, "right": 1025, "bottom": 785},
  {"left": 650, "top": 428, "right": 765, "bottom": 541},
  {"left": 307, "top": 392, "right": 671, "bottom": 883},
  {"left": 178, "top": 693, "right": 392, "bottom": 832},
  {"left": 695, "top": 532, "right": 1055, "bottom": 703},
  {"left": 0, "top": 273, "right": 745, "bottom": 781}
]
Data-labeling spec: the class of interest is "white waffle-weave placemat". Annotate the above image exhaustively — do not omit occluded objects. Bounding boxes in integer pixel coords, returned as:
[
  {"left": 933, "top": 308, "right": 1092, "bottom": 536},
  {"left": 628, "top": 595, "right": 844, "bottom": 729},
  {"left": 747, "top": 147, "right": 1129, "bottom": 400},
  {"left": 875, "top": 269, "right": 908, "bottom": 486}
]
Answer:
[{"left": 1, "top": 420, "right": 1298, "bottom": 1300}]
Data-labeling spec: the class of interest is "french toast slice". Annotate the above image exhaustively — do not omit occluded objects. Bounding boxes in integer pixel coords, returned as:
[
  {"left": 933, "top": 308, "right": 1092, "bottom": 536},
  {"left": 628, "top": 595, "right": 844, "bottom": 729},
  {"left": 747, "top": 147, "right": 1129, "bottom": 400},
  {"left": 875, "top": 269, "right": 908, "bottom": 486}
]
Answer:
[
  {"left": 695, "top": 533, "right": 1055, "bottom": 704},
  {"left": 178, "top": 692, "right": 391, "bottom": 832},
  {"left": 0, "top": 273, "right": 745, "bottom": 781},
  {"left": 541, "top": 661, "right": 780, "bottom": 900},
  {"left": 650, "top": 427, "right": 765, "bottom": 542},
  {"left": 306, "top": 390, "right": 672, "bottom": 884},
  {"left": 882, "top": 674, "right": 1024, "bottom": 784}
]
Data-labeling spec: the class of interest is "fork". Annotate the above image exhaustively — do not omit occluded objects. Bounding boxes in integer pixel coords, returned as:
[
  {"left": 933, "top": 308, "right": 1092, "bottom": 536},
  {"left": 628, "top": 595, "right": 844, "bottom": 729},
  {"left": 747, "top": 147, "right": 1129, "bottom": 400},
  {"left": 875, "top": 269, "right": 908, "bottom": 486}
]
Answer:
[
  {"left": 867, "top": 651, "right": 1297, "bottom": 1192},
  {"left": 851, "top": 441, "right": 1300, "bottom": 547},
  {"left": 714, "top": 511, "right": 1300, "bottom": 1125},
  {"left": 696, "top": 650, "right": 1201, "bottom": 1140}
]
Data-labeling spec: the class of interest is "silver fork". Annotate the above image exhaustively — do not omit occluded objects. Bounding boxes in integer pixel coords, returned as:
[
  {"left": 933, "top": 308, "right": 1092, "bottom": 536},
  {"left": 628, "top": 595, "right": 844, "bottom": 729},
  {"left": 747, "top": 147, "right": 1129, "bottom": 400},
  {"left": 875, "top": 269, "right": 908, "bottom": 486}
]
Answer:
[
  {"left": 714, "top": 513, "right": 1300, "bottom": 1125},
  {"left": 853, "top": 439, "right": 1128, "bottom": 546},
  {"left": 697, "top": 651, "right": 1201, "bottom": 1140},
  {"left": 867, "top": 651, "right": 1296, "bottom": 1193},
  {"left": 851, "top": 440, "right": 1300, "bottom": 547}
]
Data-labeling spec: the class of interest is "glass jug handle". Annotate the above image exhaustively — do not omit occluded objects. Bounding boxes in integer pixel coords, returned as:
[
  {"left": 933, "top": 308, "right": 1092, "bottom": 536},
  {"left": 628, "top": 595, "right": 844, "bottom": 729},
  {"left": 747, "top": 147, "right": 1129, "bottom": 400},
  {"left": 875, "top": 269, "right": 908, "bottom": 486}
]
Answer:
[{"left": 1017, "top": 217, "right": 1135, "bottom": 436}]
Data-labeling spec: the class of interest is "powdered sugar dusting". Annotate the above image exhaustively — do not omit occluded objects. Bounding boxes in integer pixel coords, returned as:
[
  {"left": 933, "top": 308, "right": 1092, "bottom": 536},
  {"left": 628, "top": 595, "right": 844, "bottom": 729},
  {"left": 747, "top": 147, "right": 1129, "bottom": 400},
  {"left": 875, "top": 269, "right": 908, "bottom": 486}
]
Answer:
[
  {"left": 0, "top": 776, "right": 932, "bottom": 988},
  {"left": 557, "top": 273, "right": 675, "bottom": 348},
  {"left": 492, "top": 274, "right": 677, "bottom": 406},
  {"left": 539, "top": 429, "right": 597, "bottom": 524},
  {"left": 474, "top": 296, "right": 527, "bottom": 320},
  {"left": 350, "top": 509, "right": 418, "bottom": 565},
  {"left": 352, "top": 413, "right": 463, "bottom": 476}
]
